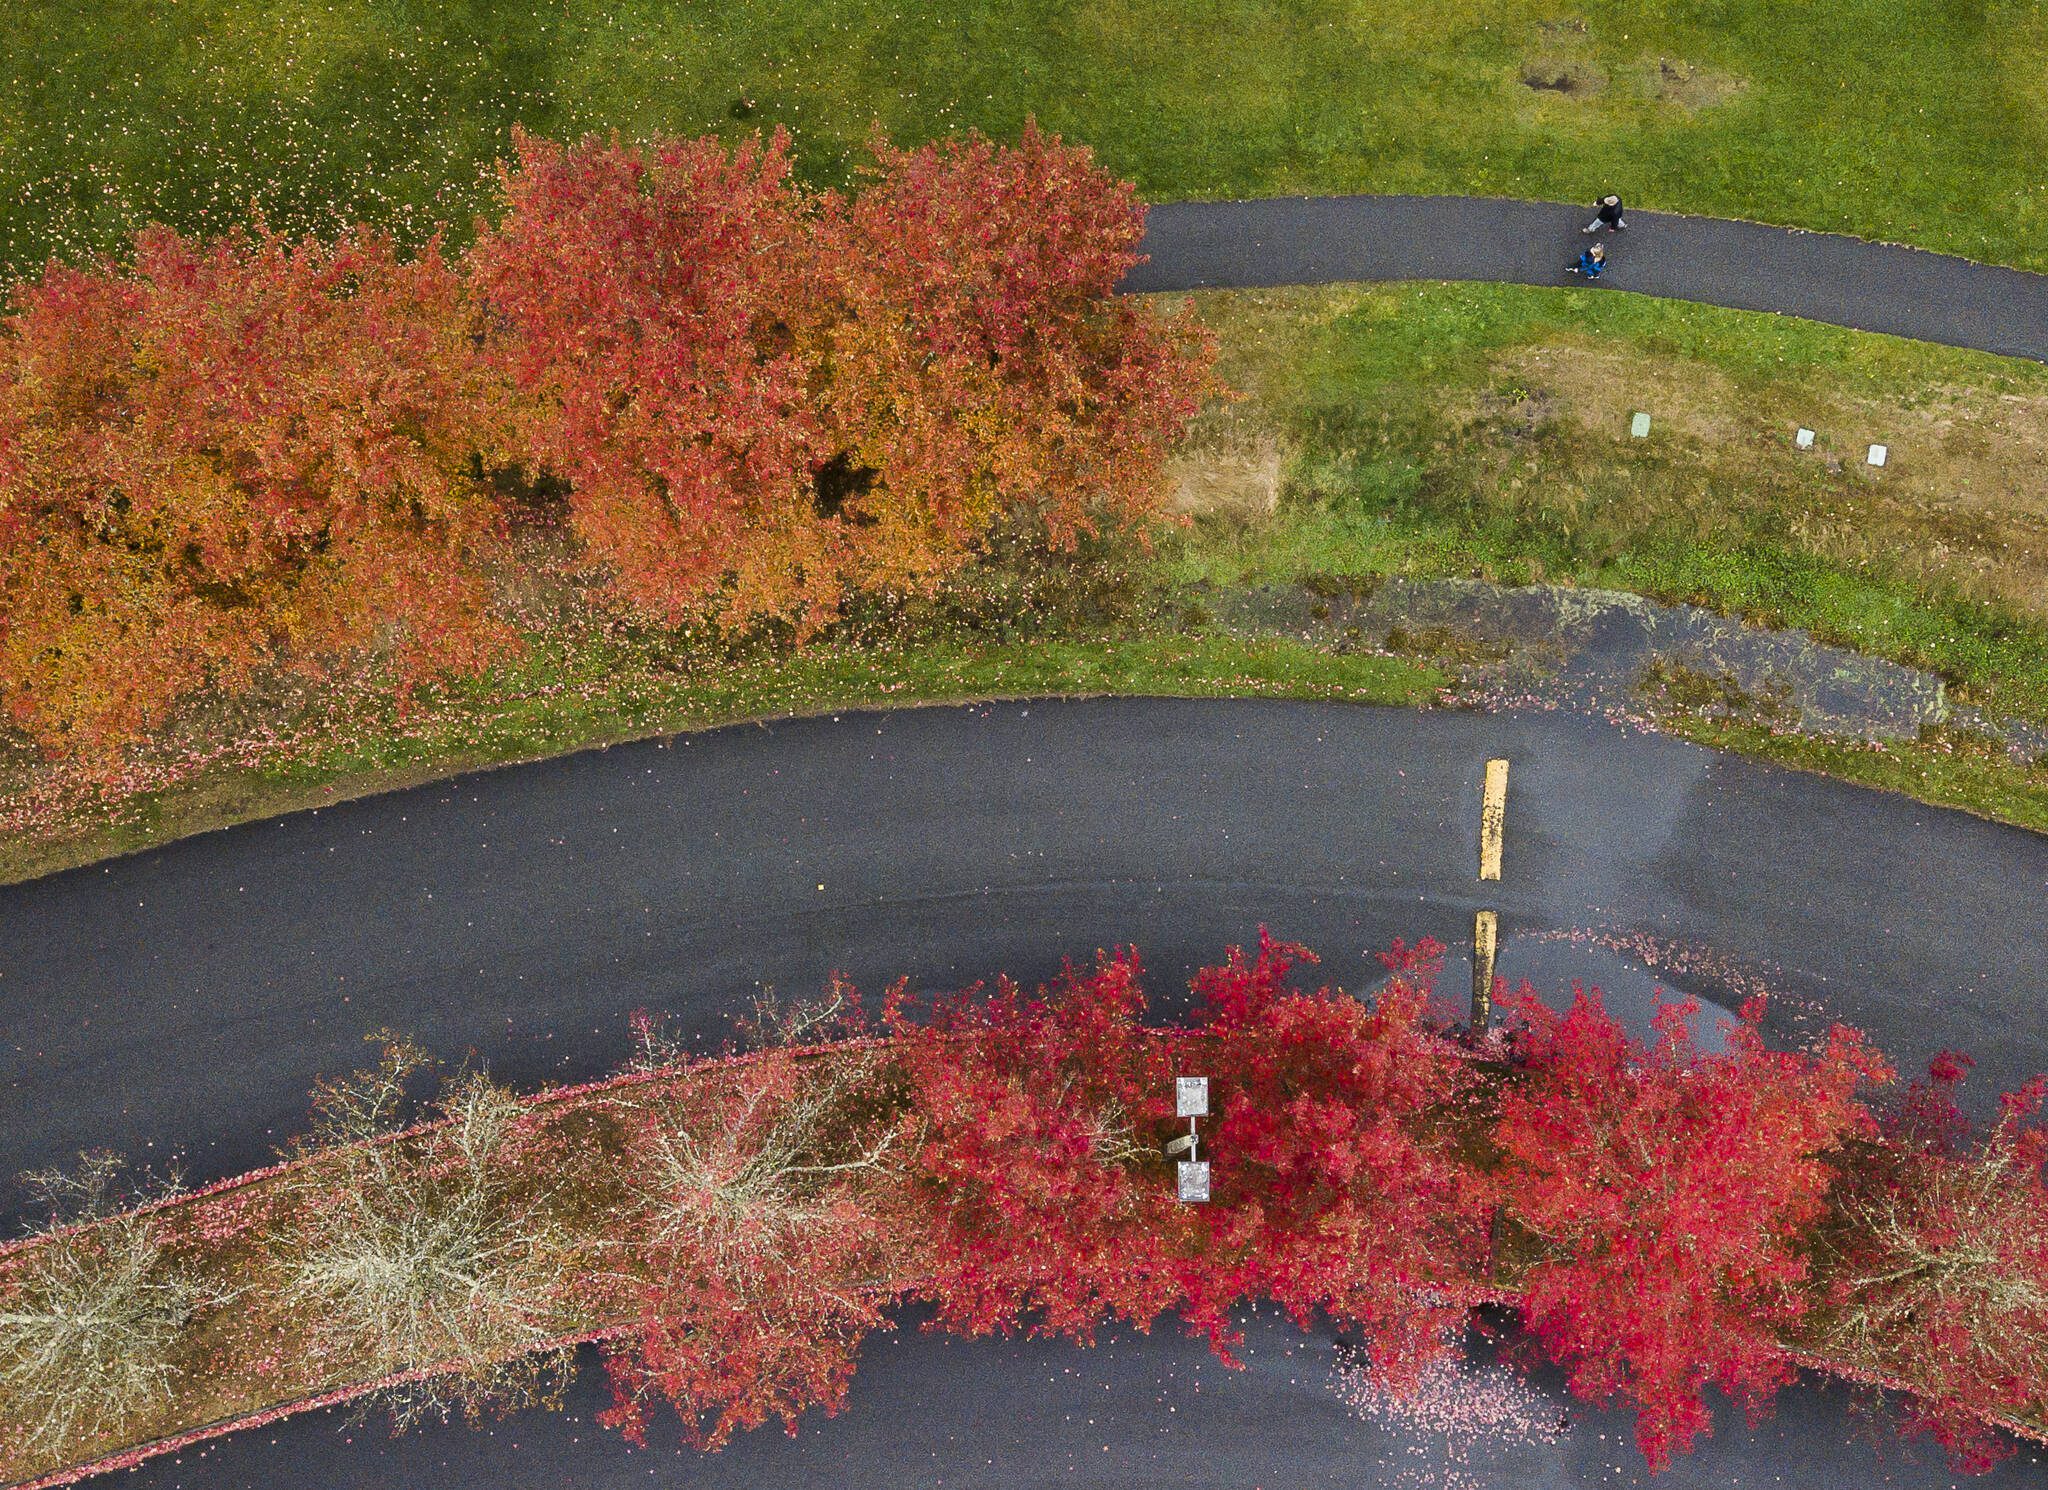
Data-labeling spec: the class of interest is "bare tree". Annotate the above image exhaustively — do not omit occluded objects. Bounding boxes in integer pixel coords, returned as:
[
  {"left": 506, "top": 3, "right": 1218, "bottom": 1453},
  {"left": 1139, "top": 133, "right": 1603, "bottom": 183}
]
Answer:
[
  {"left": 599, "top": 1045, "right": 914, "bottom": 1448},
  {"left": 1819, "top": 1135, "right": 2048, "bottom": 1394},
  {"left": 271, "top": 1037, "right": 580, "bottom": 1428},
  {"left": 631, "top": 1050, "right": 903, "bottom": 1288},
  {"left": 0, "top": 1154, "right": 216, "bottom": 1463}
]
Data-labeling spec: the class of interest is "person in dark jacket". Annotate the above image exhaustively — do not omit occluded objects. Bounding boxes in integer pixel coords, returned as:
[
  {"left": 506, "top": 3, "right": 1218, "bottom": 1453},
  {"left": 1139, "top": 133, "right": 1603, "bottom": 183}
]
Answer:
[
  {"left": 1582, "top": 194, "right": 1626, "bottom": 233},
  {"left": 1568, "top": 242, "right": 1608, "bottom": 278}
]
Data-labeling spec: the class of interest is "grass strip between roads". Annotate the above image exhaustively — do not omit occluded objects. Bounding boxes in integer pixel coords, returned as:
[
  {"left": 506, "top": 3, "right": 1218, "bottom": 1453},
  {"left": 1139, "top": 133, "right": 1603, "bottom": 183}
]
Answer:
[
  {"left": 0, "top": 634, "right": 1446, "bottom": 885},
  {"left": 13, "top": 277, "right": 2048, "bottom": 882}
]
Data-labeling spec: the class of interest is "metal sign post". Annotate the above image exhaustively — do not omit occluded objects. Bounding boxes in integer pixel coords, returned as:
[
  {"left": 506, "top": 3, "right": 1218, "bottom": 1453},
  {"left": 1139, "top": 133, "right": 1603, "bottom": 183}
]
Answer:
[{"left": 1171, "top": 1076, "right": 1210, "bottom": 1202}]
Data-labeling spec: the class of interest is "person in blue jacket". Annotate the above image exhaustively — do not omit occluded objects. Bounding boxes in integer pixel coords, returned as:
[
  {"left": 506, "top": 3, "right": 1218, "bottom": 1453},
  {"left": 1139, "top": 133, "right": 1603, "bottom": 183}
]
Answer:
[{"left": 1568, "top": 241, "right": 1608, "bottom": 278}]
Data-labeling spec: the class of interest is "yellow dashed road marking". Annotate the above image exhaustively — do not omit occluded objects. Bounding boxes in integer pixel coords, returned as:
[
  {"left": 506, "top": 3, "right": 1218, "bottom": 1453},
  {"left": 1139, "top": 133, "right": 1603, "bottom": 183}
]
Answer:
[
  {"left": 1472, "top": 909, "right": 1498, "bottom": 1033},
  {"left": 1479, "top": 758, "right": 1509, "bottom": 881}
]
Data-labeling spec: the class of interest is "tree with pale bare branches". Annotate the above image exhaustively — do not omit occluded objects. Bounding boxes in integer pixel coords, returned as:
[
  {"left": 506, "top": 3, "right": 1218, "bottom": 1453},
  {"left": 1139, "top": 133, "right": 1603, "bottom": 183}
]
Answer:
[
  {"left": 269, "top": 1036, "right": 581, "bottom": 1427},
  {"left": 1811, "top": 1052, "right": 2048, "bottom": 1472},
  {"left": 0, "top": 1154, "right": 217, "bottom": 1463},
  {"left": 598, "top": 1018, "right": 914, "bottom": 1451}
]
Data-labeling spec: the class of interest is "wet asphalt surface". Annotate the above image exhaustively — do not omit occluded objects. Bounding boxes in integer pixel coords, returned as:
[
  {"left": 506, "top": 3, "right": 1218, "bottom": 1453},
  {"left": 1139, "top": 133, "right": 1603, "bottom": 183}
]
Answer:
[
  {"left": 5, "top": 698, "right": 2046, "bottom": 1488},
  {"left": 15, "top": 173, "right": 2048, "bottom": 1490}
]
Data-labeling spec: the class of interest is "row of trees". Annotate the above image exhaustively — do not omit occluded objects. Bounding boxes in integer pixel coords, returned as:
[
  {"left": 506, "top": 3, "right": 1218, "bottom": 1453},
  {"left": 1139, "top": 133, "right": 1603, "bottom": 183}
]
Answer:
[
  {"left": 0, "top": 123, "right": 1218, "bottom": 760},
  {"left": 2, "top": 939, "right": 2044, "bottom": 1480}
]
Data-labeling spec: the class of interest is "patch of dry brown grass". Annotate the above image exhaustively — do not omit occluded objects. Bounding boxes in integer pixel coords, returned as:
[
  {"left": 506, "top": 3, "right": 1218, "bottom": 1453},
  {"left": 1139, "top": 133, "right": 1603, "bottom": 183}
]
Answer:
[{"left": 1479, "top": 340, "right": 2048, "bottom": 619}]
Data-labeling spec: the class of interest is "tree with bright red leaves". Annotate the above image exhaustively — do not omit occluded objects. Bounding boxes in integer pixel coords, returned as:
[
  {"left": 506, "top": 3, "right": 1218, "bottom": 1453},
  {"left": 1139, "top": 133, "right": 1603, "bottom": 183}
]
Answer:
[
  {"left": 1491, "top": 986, "right": 1894, "bottom": 1472},
  {"left": 1186, "top": 931, "right": 1497, "bottom": 1389},
  {"left": 885, "top": 951, "right": 1206, "bottom": 1349},
  {"left": 0, "top": 224, "right": 514, "bottom": 760},
  {"left": 1810, "top": 1051, "right": 2048, "bottom": 1473},
  {"left": 886, "top": 931, "right": 1495, "bottom": 1390}
]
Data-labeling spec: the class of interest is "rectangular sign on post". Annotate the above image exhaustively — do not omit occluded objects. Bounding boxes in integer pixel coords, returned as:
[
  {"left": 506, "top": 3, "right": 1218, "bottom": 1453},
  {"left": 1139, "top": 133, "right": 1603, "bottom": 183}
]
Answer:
[
  {"left": 1178, "top": 1161, "right": 1211, "bottom": 1203},
  {"left": 1176, "top": 1076, "right": 1209, "bottom": 1118}
]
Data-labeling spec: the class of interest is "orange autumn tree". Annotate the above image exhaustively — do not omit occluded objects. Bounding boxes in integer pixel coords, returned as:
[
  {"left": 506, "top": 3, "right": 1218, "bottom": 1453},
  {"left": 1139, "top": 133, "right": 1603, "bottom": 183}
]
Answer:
[
  {"left": 811, "top": 122, "right": 1218, "bottom": 608},
  {"left": 0, "top": 225, "right": 514, "bottom": 761},
  {"left": 0, "top": 124, "right": 1218, "bottom": 760},
  {"left": 466, "top": 121, "right": 1218, "bottom": 634},
  {"left": 463, "top": 127, "right": 829, "bottom": 628}
]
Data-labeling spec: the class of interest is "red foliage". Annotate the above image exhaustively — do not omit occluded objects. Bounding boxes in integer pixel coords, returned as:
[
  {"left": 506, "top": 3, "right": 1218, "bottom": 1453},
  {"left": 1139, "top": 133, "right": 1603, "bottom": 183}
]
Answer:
[
  {"left": 0, "top": 124, "right": 1220, "bottom": 759},
  {"left": 1492, "top": 985, "right": 1893, "bottom": 1471},
  {"left": 464, "top": 128, "right": 829, "bottom": 627},
  {"left": 814, "top": 123, "right": 1219, "bottom": 591},
  {"left": 884, "top": 931, "right": 1493, "bottom": 1390},
  {"left": 597, "top": 1050, "right": 915, "bottom": 1451},
  {"left": 1187, "top": 931, "right": 1495, "bottom": 1387},
  {"left": 885, "top": 951, "right": 1204, "bottom": 1347},
  {"left": 596, "top": 942, "right": 2036, "bottom": 1477}
]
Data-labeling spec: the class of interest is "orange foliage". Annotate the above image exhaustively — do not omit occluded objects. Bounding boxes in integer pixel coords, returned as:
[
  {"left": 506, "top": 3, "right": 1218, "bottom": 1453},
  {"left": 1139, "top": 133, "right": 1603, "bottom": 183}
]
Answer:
[{"left": 0, "top": 225, "right": 514, "bottom": 760}]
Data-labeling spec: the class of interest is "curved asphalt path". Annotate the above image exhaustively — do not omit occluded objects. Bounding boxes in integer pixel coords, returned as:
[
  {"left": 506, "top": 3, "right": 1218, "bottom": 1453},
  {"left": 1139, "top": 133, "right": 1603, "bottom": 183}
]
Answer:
[
  {"left": 5, "top": 699, "right": 2047, "bottom": 1488},
  {"left": 1124, "top": 194, "right": 2048, "bottom": 362}
]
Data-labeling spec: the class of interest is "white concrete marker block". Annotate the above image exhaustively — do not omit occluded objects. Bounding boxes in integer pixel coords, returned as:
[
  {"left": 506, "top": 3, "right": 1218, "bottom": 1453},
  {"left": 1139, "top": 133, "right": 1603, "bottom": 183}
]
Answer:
[
  {"left": 1630, "top": 412, "right": 1651, "bottom": 438},
  {"left": 1794, "top": 428, "right": 1815, "bottom": 449},
  {"left": 1867, "top": 443, "right": 1888, "bottom": 467}
]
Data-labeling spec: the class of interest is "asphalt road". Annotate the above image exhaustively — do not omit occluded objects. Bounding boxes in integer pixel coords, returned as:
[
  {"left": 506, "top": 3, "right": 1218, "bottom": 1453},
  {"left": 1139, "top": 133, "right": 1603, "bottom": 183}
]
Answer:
[
  {"left": 5, "top": 699, "right": 2046, "bottom": 1488},
  {"left": 1124, "top": 195, "right": 2048, "bottom": 363}
]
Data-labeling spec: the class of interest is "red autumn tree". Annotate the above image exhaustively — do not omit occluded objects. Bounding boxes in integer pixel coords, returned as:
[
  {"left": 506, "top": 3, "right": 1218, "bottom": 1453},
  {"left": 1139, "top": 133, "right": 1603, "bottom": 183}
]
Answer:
[
  {"left": 1186, "top": 932, "right": 1496, "bottom": 1387},
  {"left": 0, "top": 223, "right": 514, "bottom": 760},
  {"left": 1811, "top": 1051, "right": 2048, "bottom": 1473},
  {"left": 1492, "top": 986, "right": 1894, "bottom": 1472},
  {"left": 465, "top": 122, "right": 1218, "bottom": 637},
  {"left": 886, "top": 951, "right": 1208, "bottom": 1350},
  {"left": 464, "top": 127, "right": 832, "bottom": 629},
  {"left": 886, "top": 932, "right": 1493, "bottom": 1387}
]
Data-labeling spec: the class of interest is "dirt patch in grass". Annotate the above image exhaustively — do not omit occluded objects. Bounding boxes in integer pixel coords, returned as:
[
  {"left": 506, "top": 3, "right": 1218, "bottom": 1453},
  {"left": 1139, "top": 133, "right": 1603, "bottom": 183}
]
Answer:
[
  {"left": 1519, "top": 57, "right": 1607, "bottom": 97},
  {"left": 1166, "top": 434, "right": 1285, "bottom": 518},
  {"left": 1485, "top": 342, "right": 1741, "bottom": 446},
  {"left": 1479, "top": 341, "right": 2048, "bottom": 620},
  {"left": 1644, "top": 56, "right": 1750, "bottom": 113}
]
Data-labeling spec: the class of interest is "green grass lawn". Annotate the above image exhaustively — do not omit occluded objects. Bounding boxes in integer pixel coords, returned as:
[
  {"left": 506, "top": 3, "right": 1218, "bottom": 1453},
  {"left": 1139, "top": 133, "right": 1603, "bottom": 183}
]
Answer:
[{"left": 5, "top": 0, "right": 2048, "bottom": 278}]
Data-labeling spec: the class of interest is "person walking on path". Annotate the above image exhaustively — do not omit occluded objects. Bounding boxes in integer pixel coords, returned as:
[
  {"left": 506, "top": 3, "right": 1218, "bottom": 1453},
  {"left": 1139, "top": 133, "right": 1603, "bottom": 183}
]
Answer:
[
  {"left": 1583, "top": 194, "right": 1627, "bottom": 233},
  {"left": 1568, "top": 241, "right": 1608, "bottom": 278}
]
